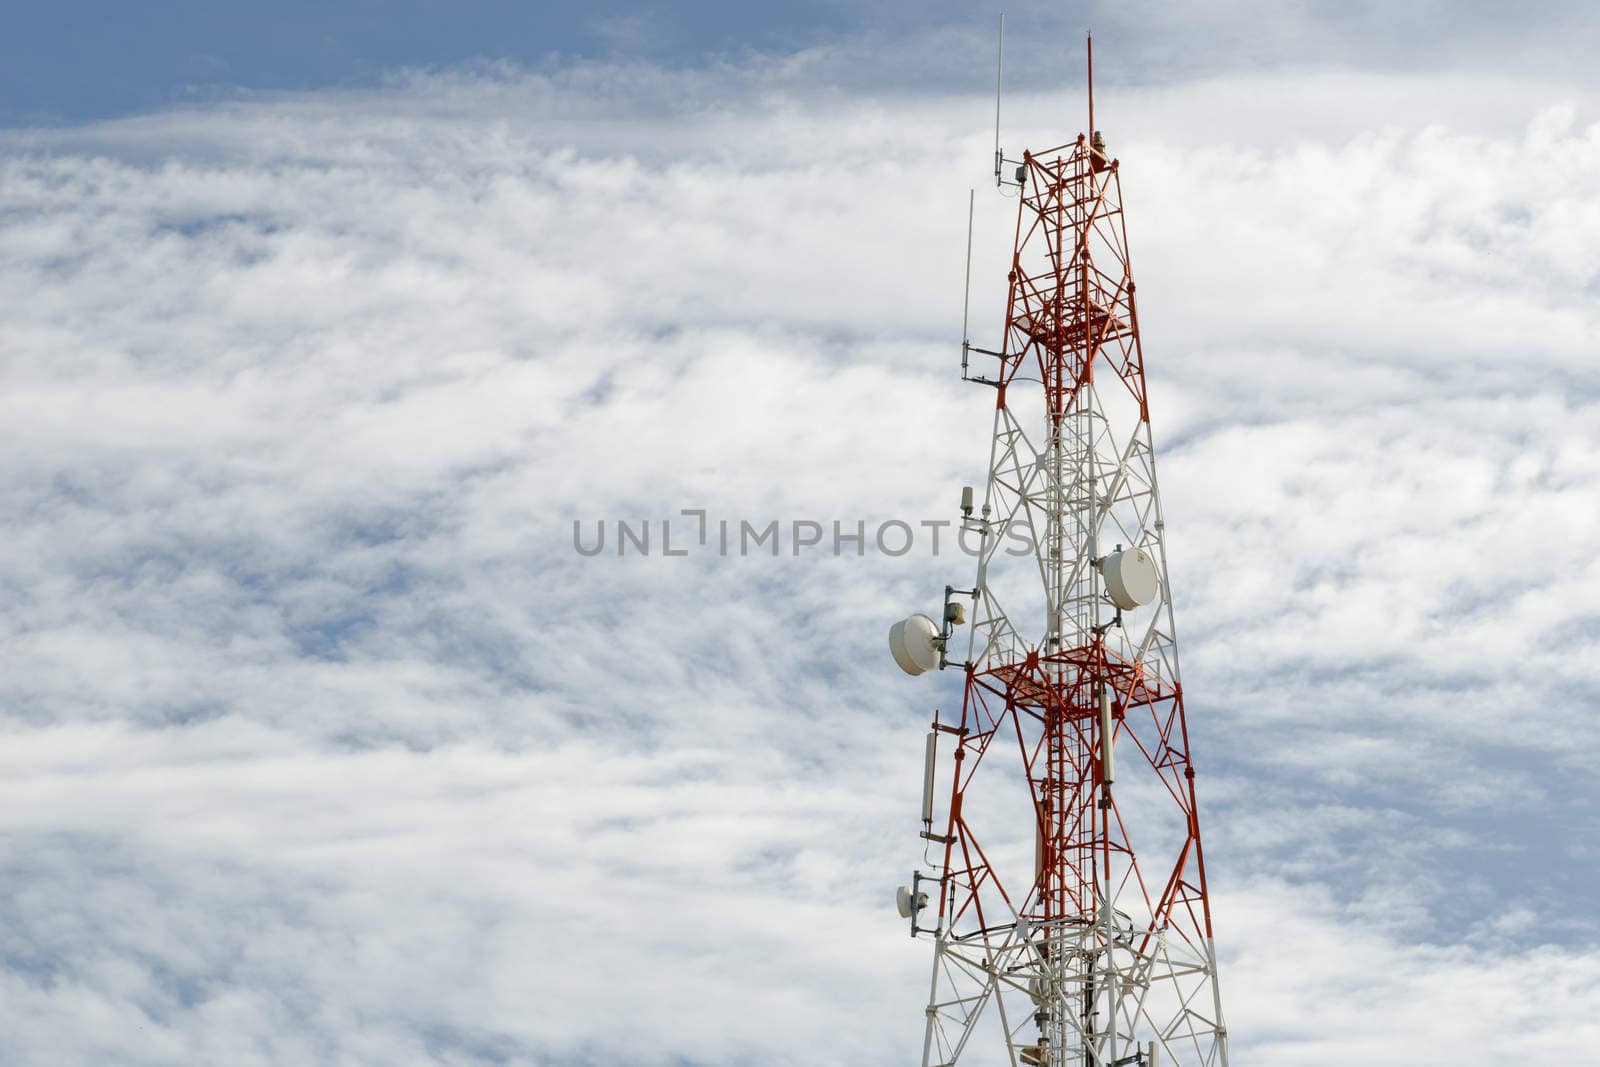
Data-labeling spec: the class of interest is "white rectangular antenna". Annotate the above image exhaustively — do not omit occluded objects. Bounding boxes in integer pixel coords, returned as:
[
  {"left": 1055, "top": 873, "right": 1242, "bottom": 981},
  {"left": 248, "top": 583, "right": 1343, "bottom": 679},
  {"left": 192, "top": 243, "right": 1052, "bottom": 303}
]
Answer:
[
  {"left": 1099, "top": 687, "right": 1115, "bottom": 791},
  {"left": 920, "top": 731, "right": 938, "bottom": 823}
]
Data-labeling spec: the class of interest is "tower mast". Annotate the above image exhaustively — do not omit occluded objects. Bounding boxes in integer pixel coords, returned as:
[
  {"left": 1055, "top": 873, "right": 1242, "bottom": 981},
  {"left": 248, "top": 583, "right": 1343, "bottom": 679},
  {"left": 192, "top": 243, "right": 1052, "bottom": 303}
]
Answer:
[{"left": 891, "top": 37, "right": 1229, "bottom": 1067}]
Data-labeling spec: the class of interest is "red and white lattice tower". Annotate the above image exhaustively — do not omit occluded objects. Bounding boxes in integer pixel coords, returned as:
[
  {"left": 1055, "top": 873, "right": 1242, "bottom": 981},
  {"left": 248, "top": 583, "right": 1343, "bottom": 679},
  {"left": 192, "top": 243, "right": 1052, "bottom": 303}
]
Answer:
[{"left": 889, "top": 40, "right": 1229, "bottom": 1067}]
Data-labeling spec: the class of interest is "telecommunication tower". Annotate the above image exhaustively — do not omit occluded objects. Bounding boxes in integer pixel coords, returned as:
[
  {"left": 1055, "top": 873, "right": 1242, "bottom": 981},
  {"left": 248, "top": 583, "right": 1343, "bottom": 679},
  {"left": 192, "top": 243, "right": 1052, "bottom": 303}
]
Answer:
[{"left": 889, "top": 33, "right": 1230, "bottom": 1067}]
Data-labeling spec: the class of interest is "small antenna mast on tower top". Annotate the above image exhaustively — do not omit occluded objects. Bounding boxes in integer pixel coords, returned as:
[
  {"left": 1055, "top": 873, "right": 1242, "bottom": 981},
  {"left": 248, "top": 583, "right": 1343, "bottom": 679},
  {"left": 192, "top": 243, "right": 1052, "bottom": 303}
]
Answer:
[{"left": 1087, "top": 32, "right": 1095, "bottom": 140}]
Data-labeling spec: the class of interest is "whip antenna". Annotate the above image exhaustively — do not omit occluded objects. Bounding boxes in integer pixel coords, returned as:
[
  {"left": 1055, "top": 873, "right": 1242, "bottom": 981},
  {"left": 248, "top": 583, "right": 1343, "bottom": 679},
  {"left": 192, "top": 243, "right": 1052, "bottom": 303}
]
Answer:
[
  {"left": 993, "top": 13, "right": 1004, "bottom": 186},
  {"left": 960, "top": 189, "right": 974, "bottom": 378}
]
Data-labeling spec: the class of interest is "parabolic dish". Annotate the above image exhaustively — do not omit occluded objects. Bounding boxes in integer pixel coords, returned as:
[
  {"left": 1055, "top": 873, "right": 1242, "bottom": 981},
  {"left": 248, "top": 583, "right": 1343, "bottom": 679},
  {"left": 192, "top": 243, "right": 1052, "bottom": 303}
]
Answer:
[
  {"left": 889, "top": 613, "right": 942, "bottom": 676},
  {"left": 1101, "top": 547, "right": 1159, "bottom": 611},
  {"left": 896, "top": 885, "right": 915, "bottom": 918}
]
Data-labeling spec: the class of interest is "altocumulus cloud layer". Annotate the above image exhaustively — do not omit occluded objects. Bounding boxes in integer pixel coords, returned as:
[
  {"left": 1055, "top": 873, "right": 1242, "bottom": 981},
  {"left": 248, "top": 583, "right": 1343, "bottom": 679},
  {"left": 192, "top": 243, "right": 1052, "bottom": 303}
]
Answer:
[{"left": 2, "top": 52, "right": 1600, "bottom": 1066}]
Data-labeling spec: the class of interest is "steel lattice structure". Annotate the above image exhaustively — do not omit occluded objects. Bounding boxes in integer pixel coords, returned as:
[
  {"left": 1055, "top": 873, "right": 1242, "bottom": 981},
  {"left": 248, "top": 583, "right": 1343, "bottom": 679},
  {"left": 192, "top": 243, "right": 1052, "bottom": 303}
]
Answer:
[{"left": 896, "top": 48, "right": 1229, "bottom": 1067}]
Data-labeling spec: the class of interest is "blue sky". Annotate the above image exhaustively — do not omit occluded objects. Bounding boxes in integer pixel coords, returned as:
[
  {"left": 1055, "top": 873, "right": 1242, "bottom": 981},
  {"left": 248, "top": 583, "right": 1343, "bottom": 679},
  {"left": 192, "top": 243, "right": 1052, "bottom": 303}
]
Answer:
[
  {"left": 9, "top": 1, "right": 1600, "bottom": 126},
  {"left": 3, "top": 1, "right": 869, "bottom": 124},
  {"left": 2, "top": 3, "right": 1599, "bottom": 1065}
]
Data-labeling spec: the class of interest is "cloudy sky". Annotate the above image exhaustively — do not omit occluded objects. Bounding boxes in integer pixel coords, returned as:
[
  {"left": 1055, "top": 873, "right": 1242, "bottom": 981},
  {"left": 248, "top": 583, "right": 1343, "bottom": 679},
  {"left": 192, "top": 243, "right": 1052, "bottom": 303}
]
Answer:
[{"left": 2, "top": 2, "right": 1599, "bottom": 1064}]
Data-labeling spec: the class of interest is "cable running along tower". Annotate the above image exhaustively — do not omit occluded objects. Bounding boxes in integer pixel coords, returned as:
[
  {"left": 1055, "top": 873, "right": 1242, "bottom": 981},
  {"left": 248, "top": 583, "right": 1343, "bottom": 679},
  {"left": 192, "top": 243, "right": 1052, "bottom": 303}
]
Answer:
[{"left": 889, "top": 36, "right": 1229, "bottom": 1067}]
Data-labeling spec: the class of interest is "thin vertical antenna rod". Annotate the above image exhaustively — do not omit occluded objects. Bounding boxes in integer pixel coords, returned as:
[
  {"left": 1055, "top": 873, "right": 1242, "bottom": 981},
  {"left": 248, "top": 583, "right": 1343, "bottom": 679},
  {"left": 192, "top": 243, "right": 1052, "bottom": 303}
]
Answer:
[
  {"left": 961, "top": 189, "right": 974, "bottom": 378},
  {"left": 994, "top": 14, "right": 1005, "bottom": 184},
  {"left": 1087, "top": 33, "right": 1095, "bottom": 137}
]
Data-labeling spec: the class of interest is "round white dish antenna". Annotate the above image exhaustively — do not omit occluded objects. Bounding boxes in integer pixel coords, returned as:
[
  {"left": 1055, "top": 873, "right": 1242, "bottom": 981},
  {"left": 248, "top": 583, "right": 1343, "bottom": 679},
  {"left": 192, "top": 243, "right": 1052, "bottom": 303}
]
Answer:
[
  {"left": 1100, "top": 547, "right": 1159, "bottom": 611},
  {"left": 889, "top": 613, "right": 941, "bottom": 676},
  {"left": 896, "top": 885, "right": 915, "bottom": 918},
  {"left": 896, "top": 884, "right": 928, "bottom": 918}
]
